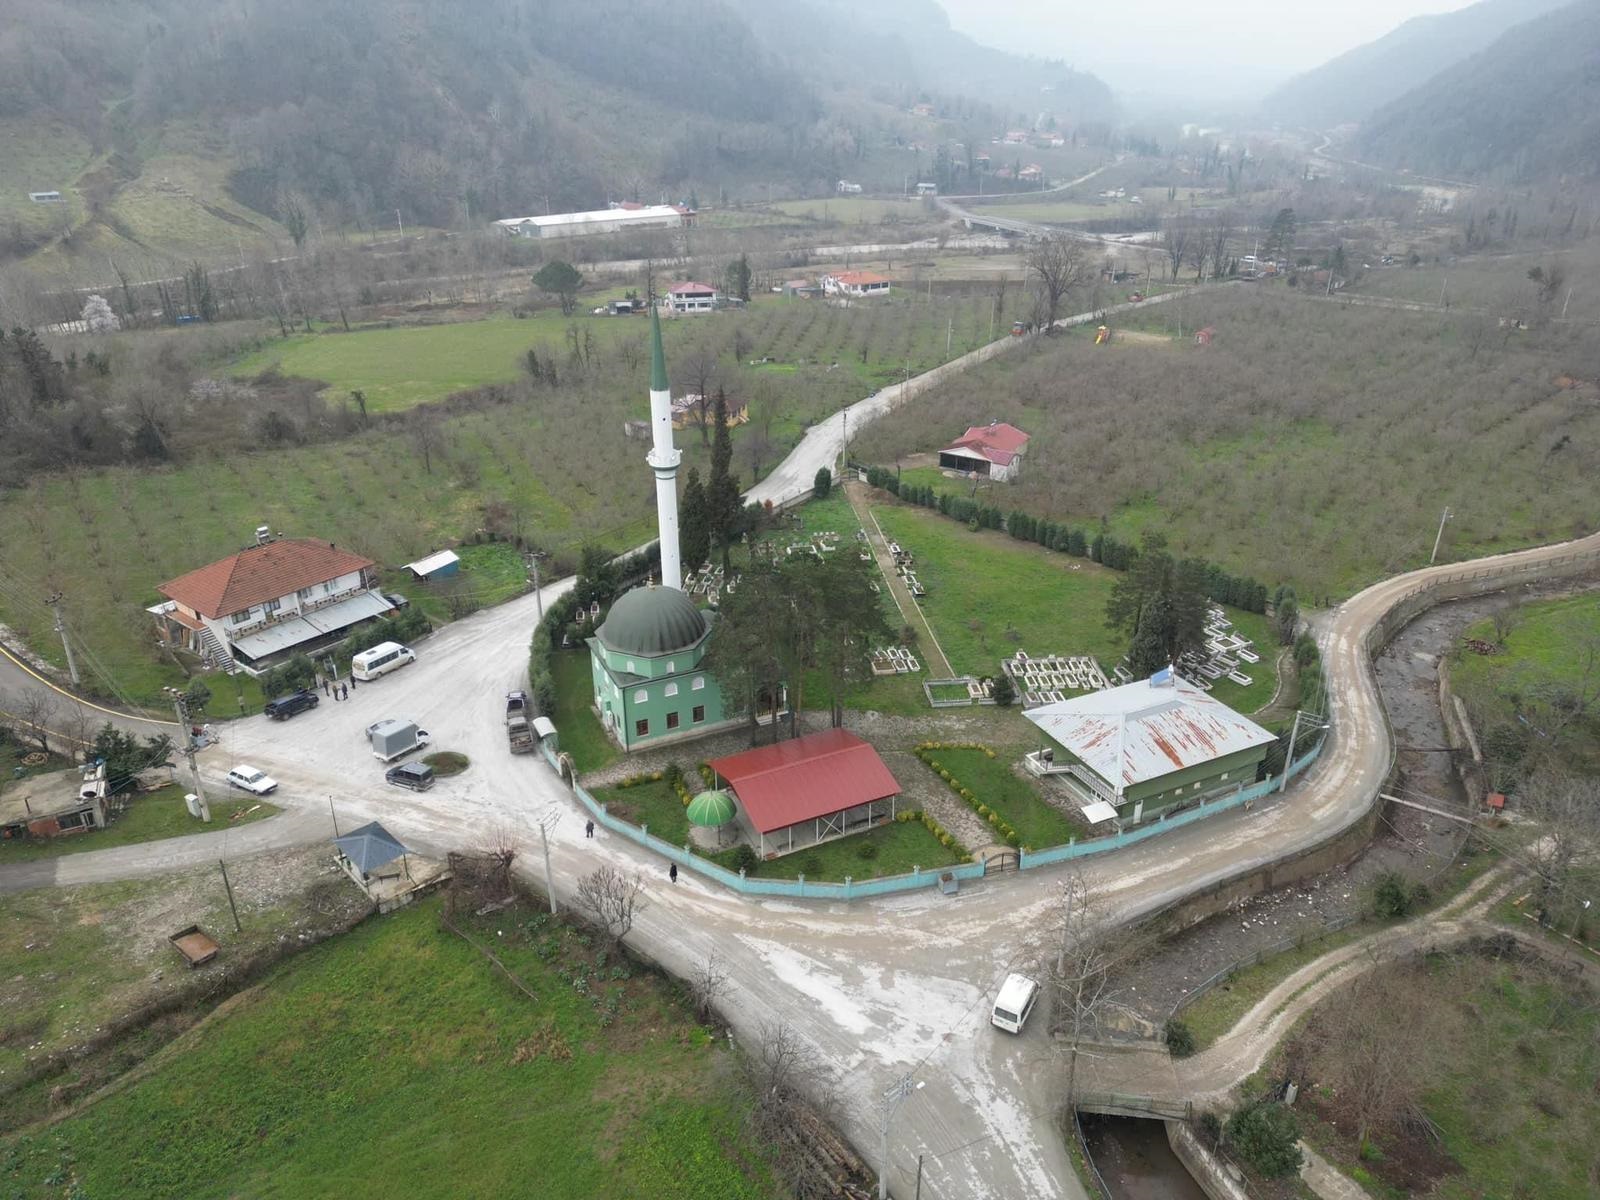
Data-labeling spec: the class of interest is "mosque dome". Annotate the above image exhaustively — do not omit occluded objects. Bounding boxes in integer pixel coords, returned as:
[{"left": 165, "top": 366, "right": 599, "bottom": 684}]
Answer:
[{"left": 597, "top": 585, "right": 708, "bottom": 656}]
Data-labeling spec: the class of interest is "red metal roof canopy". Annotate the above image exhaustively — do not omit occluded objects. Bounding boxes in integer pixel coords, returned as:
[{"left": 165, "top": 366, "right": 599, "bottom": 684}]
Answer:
[{"left": 710, "top": 729, "right": 900, "bottom": 834}]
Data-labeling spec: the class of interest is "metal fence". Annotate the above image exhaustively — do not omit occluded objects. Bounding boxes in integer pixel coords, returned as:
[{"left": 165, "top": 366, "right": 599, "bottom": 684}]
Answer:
[{"left": 1164, "top": 911, "right": 1362, "bottom": 1026}]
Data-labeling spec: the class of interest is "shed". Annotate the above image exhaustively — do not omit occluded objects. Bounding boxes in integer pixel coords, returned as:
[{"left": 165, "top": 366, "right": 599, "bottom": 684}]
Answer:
[
  {"left": 709, "top": 728, "right": 900, "bottom": 857},
  {"left": 1194, "top": 327, "right": 1216, "bottom": 346},
  {"left": 334, "top": 820, "right": 410, "bottom": 879},
  {"left": 404, "top": 549, "right": 460, "bottom": 581}
]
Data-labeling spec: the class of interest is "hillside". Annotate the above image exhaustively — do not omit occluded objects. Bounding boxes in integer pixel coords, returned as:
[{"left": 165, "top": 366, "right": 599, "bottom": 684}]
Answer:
[
  {"left": 1261, "top": 0, "right": 1573, "bottom": 128},
  {"left": 0, "top": 0, "right": 1107, "bottom": 270},
  {"left": 1354, "top": 0, "right": 1600, "bottom": 181}
]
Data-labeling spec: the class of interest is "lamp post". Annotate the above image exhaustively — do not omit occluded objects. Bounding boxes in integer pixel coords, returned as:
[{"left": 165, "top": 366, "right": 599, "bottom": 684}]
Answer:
[
  {"left": 1430, "top": 506, "right": 1453, "bottom": 565},
  {"left": 878, "top": 1074, "right": 924, "bottom": 1200}
]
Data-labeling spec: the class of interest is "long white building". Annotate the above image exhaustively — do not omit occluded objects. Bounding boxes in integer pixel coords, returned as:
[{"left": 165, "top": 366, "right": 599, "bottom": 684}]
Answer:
[{"left": 493, "top": 203, "right": 691, "bottom": 240}]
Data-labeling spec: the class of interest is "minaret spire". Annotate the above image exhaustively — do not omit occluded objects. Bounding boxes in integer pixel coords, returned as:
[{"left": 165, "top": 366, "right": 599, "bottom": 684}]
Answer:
[{"left": 646, "top": 308, "right": 683, "bottom": 591}]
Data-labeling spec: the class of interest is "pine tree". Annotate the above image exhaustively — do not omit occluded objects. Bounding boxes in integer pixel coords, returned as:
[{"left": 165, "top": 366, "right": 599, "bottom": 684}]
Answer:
[
  {"left": 680, "top": 468, "right": 711, "bottom": 573},
  {"left": 706, "top": 389, "right": 742, "bottom": 568}
]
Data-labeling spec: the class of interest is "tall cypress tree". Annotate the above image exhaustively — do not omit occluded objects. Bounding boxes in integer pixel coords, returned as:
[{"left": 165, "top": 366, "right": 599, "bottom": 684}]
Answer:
[
  {"left": 680, "top": 467, "right": 711, "bottom": 573},
  {"left": 706, "top": 388, "right": 741, "bottom": 568}
]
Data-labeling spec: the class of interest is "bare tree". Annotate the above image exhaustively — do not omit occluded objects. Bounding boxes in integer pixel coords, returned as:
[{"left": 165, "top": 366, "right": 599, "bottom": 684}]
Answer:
[
  {"left": 1162, "top": 218, "right": 1193, "bottom": 282},
  {"left": 1046, "top": 873, "right": 1137, "bottom": 1104},
  {"left": 678, "top": 341, "right": 720, "bottom": 443},
  {"left": 687, "top": 948, "right": 732, "bottom": 1023},
  {"left": 1025, "top": 234, "right": 1090, "bottom": 333},
  {"left": 737, "top": 1021, "right": 853, "bottom": 1200},
  {"left": 411, "top": 409, "right": 444, "bottom": 475},
  {"left": 1521, "top": 771, "right": 1600, "bottom": 906},
  {"left": 1207, "top": 216, "right": 1234, "bottom": 280},
  {"left": 575, "top": 864, "right": 645, "bottom": 953},
  {"left": 1189, "top": 235, "right": 1209, "bottom": 283},
  {"left": 1488, "top": 601, "right": 1521, "bottom": 646},
  {"left": 12, "top": 688, "right": 60, "bottom": 754}
]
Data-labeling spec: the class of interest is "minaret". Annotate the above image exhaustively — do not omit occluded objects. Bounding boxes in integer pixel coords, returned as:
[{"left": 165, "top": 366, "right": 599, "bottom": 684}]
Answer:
[{"left": 647, "top": 308, "right": 683, "bottom": 591}]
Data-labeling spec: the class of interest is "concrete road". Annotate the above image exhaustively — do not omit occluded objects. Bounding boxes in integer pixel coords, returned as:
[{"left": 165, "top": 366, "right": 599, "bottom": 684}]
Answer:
[{"left": 0, "top": 638, "right": 175, "bottom": 745}]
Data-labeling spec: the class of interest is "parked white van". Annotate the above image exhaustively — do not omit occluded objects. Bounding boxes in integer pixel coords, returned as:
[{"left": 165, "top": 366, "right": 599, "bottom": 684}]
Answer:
[
  {"left": 351, "top": 641, "right": 415, "bottom": 681},
  {"left": 991, "top": 973, "right": 1040, "bottom": 1034}
]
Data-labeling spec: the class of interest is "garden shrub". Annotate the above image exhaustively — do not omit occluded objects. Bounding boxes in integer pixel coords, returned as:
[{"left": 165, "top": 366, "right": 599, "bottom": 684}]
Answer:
[
  {"left": 1165, "top": 1019, "right": 1197, "bottom": 1058},
  {"left": 1225, "top": 1103, "right": 1302, "bottom": 1178}
]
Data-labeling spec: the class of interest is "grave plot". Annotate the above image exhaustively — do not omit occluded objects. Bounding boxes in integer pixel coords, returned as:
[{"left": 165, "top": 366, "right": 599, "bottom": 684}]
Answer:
[{"left": 1000, "top": 652, "right": 1111, "bottom": 707}]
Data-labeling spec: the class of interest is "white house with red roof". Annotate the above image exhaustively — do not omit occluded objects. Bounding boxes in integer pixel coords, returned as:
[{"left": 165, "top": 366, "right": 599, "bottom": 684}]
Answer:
[
  {"left": 821, "top": 270, "right": 892, "bottom": 299},
  {"left": 148, "top": 532, "right": 395, "bottom": 672},
  {"left": 937, "top": 420, "right": 1030, "bottom": 482},
  {"left": 665, "top": 281, "right": 720, "bottom": 313}
]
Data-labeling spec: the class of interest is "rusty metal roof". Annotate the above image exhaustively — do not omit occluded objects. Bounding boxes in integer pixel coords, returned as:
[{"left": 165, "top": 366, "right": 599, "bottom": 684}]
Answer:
[{"left": 1024, "top": 673, "right": 1275, "bottom": 795}]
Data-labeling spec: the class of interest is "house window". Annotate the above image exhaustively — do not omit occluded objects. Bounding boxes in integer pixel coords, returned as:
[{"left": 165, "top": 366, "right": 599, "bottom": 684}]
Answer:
[
  {"left": 692, "top": 705, "right": 705, "bottom": 723},
  {"left": 667, "top": 711, "right": 680, "bottom": 730},
  {"left": 323, "top": 581, "right": 337, "bottom": 594},
  {"left": 296, "top": 587, "right": 315, "bottom": 602},
  {"left": 635, "top": 718, "right": 649, "bottom": 737},
  {"left": 1220, "top": 772, "right": 1229, "bottom": 781},
  {"left": 263, "top": 598, "right": 281, "bottom": 615},
  {"left": 691, "top": 676, "right": 706, "bottom": 691},
  {"left": 664, "top": 682, "right": 679, "bottom": 698},
  {"left": 666, "top": 661, "right": 676, "bottom": 674},
  {"left": 625, "top": 659, "right": 636, "bottom": 673},
  {"left": 634, "top": 688, "right": 648, "bottom": 704},
  {"left": 228, "top": 610, "right": 250, "bottom": 625},
  {"left": 57, "top": 810, "right": 92, "bottom": 831}
]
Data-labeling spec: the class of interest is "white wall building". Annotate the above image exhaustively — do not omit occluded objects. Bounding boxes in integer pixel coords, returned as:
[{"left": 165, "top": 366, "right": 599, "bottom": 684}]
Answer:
[
  {"left": 493, "top": 203, "right": 690, "bottom": 240},
  {"left": 821, "top": 271, "right": 892, "bottom": 299}
]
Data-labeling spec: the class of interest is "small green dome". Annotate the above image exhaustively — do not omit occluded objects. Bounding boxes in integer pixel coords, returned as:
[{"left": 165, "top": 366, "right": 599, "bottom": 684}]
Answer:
[{"left": 597, "top": 585, "right": 707, "bottom": 656}]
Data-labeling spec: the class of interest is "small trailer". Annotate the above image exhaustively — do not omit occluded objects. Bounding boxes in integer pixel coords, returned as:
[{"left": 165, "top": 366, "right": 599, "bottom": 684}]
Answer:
[{"left": 169, "top": 925, "right": 220, "bottom": 968}]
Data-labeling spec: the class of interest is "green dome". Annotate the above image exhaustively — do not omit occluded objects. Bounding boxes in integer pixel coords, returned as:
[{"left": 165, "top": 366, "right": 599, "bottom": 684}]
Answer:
[
  {"left": 597, "top": 585, "right": 707, "bottom": 656},
  {"left": 686, "top": 790, "right": 736, "bottom": 827}
]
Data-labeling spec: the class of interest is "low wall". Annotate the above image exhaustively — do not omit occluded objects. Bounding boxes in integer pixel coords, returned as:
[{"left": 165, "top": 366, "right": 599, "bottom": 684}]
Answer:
[{"left": 1166, "top": 1121, "right": 1250, "bottom": 1200}]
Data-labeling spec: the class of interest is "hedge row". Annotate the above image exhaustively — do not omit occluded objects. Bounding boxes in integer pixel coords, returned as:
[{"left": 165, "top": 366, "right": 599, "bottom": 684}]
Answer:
[
  {"left": 527, "top": 544, "right": 661, "bottom": 718},
  {"left": 863, "top": 465, "right": 1269, "bottom": 613},
  {"left": 914, "top": 743, "right": 1025, "bottom": 850},
  {"left": 894, "top": 808, "right": 972, "bottom": 860}
]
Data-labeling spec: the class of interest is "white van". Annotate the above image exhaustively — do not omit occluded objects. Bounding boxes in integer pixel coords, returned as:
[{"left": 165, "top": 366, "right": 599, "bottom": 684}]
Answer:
[
  {"left": 351, "top": 641, "right": 415, "bottom": 681},
  {"left": 991, "top": 973, "right": 1040, "bottom": 1034}
]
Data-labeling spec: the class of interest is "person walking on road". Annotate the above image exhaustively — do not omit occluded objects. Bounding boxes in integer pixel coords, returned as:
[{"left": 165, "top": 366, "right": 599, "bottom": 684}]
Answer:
[
  {"left": 585, "top": 820, "right": 594, "bottom": 838},
  {"left": 322, "top": 678, "right": 330, "bottom": 696},
  {"left": 669, "top": 863, "right": 678, "bottom": 884}
]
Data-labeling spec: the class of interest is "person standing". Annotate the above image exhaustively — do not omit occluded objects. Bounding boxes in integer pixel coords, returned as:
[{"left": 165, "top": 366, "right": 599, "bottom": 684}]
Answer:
[
  {"left": 669, "top": 863, "right": 678, "bottom": 884},
  {"left": 585, "top": 820, "right": 595, "bottom": 838}
]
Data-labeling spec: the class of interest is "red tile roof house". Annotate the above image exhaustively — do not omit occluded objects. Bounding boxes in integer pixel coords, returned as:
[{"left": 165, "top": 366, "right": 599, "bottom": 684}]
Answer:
[
  {"left": 665, "top": 281, "right": 720, "bottom": 314},
  {"left": 708, "top": 728, "right": 902, "bottom": 858},
  {"left": 148, "top": 533, "right": 395, "bottom": 672},
  {"left": 821, "top": 270, "right": 892, "bottom": 299},
  {"left": 937, "top": 420, "right": 1031, "bottom": 482}
]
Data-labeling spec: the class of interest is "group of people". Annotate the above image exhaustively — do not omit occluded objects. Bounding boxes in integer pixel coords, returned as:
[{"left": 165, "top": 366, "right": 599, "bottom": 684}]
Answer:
[{"left": 321, "top": 675, "right": 356, "bottom": 702}]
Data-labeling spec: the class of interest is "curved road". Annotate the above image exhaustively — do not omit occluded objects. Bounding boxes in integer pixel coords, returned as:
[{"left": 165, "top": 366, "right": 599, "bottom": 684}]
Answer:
[{"left": 5, "top": 382, "right": 1599, "bottom": 1197}]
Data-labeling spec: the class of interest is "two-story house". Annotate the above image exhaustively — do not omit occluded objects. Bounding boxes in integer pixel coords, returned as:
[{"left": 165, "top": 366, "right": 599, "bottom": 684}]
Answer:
[
  {"left": 149, "top": 531, "right": 395, "bottom": 672},
  {"left": 821, "top": 271, "right": 892, "bottom": 299}
]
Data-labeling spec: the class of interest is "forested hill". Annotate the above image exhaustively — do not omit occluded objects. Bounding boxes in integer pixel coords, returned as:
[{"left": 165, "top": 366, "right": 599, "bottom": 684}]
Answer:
[
  {"left": 1261, "top": 0, "right": 1573, "bottom": 128},
  {"left": 0, "top": 0, "right": 1107, "bottom": 262},
  {"left": 1353, "top": 1, "right": 1600, "bottom": 182}
]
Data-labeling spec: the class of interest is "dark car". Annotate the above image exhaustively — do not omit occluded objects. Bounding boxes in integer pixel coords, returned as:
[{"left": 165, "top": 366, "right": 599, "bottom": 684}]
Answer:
[
  {"left": 265, "top": 690, "right": 319, "bottom": 720},
  {"left": 385, "top": 762, "right": 435, "bottom": 792}
]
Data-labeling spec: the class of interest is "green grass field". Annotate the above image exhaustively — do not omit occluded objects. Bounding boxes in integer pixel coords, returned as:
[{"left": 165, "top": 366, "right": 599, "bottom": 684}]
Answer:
[
  {"left": 768, "top": 196, "right": 944, "bottom": 226},
  {"left": 0, "top": 117, "right": 94, "bottom": 247},
  {"left": 927, "top": 748, "right": 1077, "bottom": 850},
  {"left": 867, "top": 502, "right": 1277, "bottom": 712},
  {"left": 551, "top": 652, "right": 620, "bottom": 774},
  {"left": 0, "top": 899, "right": 781, "bottom": 1200},
  {"left": 0, "top": 785, "right": 278, "bottom": 864}
]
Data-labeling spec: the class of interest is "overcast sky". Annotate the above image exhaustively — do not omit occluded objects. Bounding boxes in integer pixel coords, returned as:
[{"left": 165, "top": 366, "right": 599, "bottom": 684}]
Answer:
[{"left": 938, "top": 0, "right": 1479, "bottom": 105}]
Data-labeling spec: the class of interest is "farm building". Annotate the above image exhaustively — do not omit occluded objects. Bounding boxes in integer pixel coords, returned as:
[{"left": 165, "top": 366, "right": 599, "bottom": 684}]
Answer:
[
  {"left": 403, "top": 550, "right": 460, "bottom": 581},
  {"left": 671, "top": 394, "right": 749, "bottom": 430},
  {"left": 492, "top": 202, "right": 692, "bottom": 240},
  {"left": 0, "top": 763, "right": 110, "bottom": 842},
  {"left": 821, "top": 271, "right": 892, "bottom": 299},
  {"left": 1194, "top": 327, "right": 1216, "bottom": 346},
  {"left": 1023, "top": 669, "right": 1275, "bottom": 824},
  {"left": 666, "top": 281, "right": 719, "bottom": 313},
  {"left": 708, "top": 729, "right": 902, "bottom": 857},
  {"left": 937, "top": 421, "right": 1030, "bottom": 481},
  {"left": 836, "top": 180, "right": 863, "bottom": 194},
  {"left": 149, "top": 530, "right": 396, "bottom": 673}
]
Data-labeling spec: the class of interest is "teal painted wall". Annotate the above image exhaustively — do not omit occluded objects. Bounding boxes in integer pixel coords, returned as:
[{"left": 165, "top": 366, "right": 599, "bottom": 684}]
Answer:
[{"left": 588, "top": 638, "right": 728, "bottom": 751}]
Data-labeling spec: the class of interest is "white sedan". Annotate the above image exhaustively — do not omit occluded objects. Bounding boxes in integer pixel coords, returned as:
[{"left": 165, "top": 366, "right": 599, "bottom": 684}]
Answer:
[{"left": 226, "top": 765, "right": 279, "bottom": 795}]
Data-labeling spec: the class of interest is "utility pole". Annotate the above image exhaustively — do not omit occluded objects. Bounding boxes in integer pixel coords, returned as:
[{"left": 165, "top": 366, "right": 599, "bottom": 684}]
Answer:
[
  {"left": 45, "top": 592, "right": 80, "bottom": 686},
  {"left": 533, "top": 804, "right": 561, "bottom": 915},
  {"left": 329, "top": 795, "right": 339, "bottom": 837},
  {"left": 946, "top": 317, "right": 953, "bottom": 357},
  {"left": 1279, "top": 709, "right": 1304, "bottom": 794},
  {"left": 525, "top": 551, "right": 545, "bottom": 620},
  {"left": 1430, "top": 505, "right": 1453, "bottom": 565},
  {"left": 1439, "top": 276, "right": 1448, "bottom": 309},
  {"left": 1561, "top": 286, "right": 1573, "bottom": 319},
  {"left": 219, "top": 859, "right": 242, "bottom": 932},
  {"left": 878, "top": 1074, "right": 924, "bottom": 1200},
  {"left": 164, "top": 687, "right": 210, "bottom": 822},
  {"left": 396, "top": 209, "right": 404, "bottom": 240},
  {"left": 915, "top": 1154, "right": 924, "bottom": 1199}
]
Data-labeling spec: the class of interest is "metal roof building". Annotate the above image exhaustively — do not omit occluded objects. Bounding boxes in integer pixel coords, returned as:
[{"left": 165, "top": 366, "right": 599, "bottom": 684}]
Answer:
[
  {"left": 492, "top": 204, "right": 690, "bottom": 239},
  {"left": 1024, "top": 670, "right": 1275, "bottom": 823},
  {"left": 709, "top": 729, "right": 902, "bottom": 857}
]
